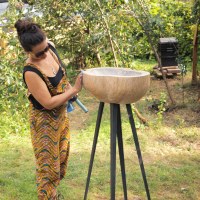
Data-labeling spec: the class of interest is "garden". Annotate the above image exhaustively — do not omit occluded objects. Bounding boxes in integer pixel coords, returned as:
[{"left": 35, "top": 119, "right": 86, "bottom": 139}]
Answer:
[{"left": 0, "top": 0, "right": 199, "bottom": 200}]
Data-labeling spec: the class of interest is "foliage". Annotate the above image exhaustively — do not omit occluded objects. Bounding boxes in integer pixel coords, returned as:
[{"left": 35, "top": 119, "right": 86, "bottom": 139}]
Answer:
[
  {"left": 0, "top": 0, "right": 197, "bottom": 139},
  {"left": 126, "top": 0, "right": 193, "bottom": 63},
  {"left": 154, "top": 0, "right": 192, "bottom": 58},
  {"left": 156, "top": 92, "right": 167, "bottom": 124},
  {"left": 0, "top": 0, "right": 29, "bottom": 138},
  {"left": 191, "top": 0, "right": 200, "bottom": 23},
  {"left": 25, "top": 0, "right": 194, "bottom": 68}
]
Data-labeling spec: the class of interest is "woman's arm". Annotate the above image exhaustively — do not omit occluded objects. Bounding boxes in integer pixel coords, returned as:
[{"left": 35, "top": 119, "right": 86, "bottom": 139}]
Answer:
[{"left": 24, "top": 71, "right": 82, "bottom": 110}]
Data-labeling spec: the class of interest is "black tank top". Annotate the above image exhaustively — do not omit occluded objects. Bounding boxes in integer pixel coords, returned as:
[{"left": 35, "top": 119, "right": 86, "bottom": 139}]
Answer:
[{"left": 23, "top": 44, "right": 65, "bottom": 110}]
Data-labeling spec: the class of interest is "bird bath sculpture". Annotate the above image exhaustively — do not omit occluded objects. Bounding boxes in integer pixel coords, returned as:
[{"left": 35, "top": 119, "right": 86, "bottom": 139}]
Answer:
[
  {"left": 83, "top": 67, "right": 150, "bottom": 104},
  {"left": 82, "top": 67, "right": 151, "bottom": 200}
]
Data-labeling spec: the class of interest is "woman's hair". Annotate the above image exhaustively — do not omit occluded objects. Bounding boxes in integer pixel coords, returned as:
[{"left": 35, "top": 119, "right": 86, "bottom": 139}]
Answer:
[{"left": 15, "top": 19, "right": 46, "bottom": 52}]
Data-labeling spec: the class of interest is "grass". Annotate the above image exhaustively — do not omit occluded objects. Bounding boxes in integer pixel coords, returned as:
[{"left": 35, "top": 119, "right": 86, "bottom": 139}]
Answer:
[
  {"left": 130, "top": 59, "right": 157, "bottom": 72},
  {"left": 0, "top": 61, "right": 200, "bottom": 200},
  {"left": 1, "top": 116, "right": 200, "bottom": 200},
  {"left": 0, "top": 136, "right": 36, "bottom": 200}
]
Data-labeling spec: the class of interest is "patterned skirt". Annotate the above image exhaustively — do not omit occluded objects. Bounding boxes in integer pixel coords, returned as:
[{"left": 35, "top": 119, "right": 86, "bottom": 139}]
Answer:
[{"left": 30, "top": 104, "right": 70, "bottom": 200}]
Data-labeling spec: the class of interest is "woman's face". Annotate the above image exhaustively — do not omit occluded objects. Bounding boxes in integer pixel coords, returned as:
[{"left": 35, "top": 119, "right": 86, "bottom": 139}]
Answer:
[{"left": 29, "top": 39, "right": 49, "bottom": 60}]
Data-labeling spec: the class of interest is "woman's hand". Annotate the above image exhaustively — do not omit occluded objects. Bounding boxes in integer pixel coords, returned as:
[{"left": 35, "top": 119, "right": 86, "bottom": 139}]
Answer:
[
  {"left": 64, "top": 73, "right": 83, "bottom": 95},
  {"left": 65, "top": 83, "right": 73, "bottom": 91}
]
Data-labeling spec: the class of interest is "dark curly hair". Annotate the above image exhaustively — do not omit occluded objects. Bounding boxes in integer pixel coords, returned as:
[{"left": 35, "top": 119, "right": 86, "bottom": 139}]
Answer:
[{"left": 15, "top": 19, "right": 46, "bottom": 52}]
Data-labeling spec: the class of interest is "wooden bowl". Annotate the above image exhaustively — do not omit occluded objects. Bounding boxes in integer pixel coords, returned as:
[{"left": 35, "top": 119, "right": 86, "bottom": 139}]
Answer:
[{"left": 82, "top": 67, "right": 150, "bottom": 104}]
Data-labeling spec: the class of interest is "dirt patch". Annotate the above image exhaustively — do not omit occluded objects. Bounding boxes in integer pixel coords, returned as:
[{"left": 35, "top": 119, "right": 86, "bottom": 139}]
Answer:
[{"left": 146, "top": 74, "right": 200, "bottom": 127}]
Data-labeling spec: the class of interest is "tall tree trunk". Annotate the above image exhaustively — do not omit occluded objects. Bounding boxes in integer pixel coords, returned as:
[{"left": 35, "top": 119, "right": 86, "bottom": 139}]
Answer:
[{"left": 191, "top": 23, "right": 199, "bottom": 85}]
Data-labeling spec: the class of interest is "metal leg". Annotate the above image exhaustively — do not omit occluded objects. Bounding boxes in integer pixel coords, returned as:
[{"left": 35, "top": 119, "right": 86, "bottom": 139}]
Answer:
[
  {"left": 126, "top": 104, "right": 151, "bottom": 200},
  {"left": 84, "top": 102, "right": 104, "bottom": 200},
  {"left": 116, "top": 104, "right": 128, "bottom": 200},
  {"left": 110, "top": 104, "right": 117, "bottom": 200}
]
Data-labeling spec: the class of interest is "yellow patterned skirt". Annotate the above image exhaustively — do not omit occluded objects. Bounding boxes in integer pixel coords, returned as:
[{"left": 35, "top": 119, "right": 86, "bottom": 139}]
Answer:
[{"left": 30, "top": 104, "right": 70, "bottom": 200}]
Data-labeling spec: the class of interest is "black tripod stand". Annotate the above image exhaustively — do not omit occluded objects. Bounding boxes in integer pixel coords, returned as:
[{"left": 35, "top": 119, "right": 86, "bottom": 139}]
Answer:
[{"left": 84, "top": 102, "right": 151, "bottom": 200}]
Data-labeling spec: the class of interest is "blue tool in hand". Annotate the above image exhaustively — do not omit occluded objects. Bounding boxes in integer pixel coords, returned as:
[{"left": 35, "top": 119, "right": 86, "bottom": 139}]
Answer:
[{"left": 67, "top": 96, "right": 88, "bottom": 113}]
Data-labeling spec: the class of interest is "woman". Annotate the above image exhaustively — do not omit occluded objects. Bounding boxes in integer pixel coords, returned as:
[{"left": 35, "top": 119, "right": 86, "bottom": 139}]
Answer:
[{"left": 15, "top": 19, "right": 82, "bottom": 200}]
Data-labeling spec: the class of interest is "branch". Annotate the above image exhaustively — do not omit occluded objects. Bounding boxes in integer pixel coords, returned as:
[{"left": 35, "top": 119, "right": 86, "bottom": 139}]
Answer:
[
  {"left": 112, "top": 39, "right": 126, "bottom": 67},
  {"left": 123, "top": 9, "right": 176, "bottom": 105},
  {"left": 95, "top": 0, "right": 118, "bottom": 67},
  {"left": 132, "top": 105, "right": 148, "bottom": 125}
]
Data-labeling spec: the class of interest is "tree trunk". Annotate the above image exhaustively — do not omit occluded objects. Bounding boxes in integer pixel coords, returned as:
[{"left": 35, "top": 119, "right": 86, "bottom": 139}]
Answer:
[
  {"left": 191, "top": 23, "right": 199, "bottom": 85},
  {"left": 124, "top": 10, "right": 176, "bottom": 105}
]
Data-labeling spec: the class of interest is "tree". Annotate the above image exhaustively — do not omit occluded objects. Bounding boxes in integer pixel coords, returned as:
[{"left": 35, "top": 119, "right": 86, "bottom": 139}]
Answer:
[
  {"left": 0, "top": 0, "right": 196, "bottom": 105},
  {"left": 191, "top": 0, "right": 200, "bottom": 86}
]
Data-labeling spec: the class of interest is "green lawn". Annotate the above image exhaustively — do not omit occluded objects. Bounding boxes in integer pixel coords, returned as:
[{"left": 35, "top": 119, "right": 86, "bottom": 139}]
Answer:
[
  {"left": 1, "top": 101, "right": 200, "bottom": 200},
  {"left": 1, "top": 62, "right": 200, "bottom": 200}
]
